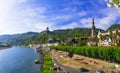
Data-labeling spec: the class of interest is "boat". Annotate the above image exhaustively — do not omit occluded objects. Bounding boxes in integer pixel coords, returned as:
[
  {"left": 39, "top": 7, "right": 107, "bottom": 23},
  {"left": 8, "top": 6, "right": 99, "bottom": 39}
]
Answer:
[
  {"left": 36, "top": 48, "right": 41, "bottom": 52},
  {"left": 34, "top": 58, "right": 43, "bottom": 64}
]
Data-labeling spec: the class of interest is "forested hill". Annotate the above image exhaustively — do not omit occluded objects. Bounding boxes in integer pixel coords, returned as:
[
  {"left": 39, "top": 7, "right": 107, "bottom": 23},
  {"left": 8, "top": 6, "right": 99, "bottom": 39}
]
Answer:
[
  {"left": 107, "top": 24, "right": 120, "bottom": 31},
  {"left": 1, "top": 24, "right": 120, "bottom": 45},
  {"left": 34, "top": 28, "right": 103, "bottom": 43},
  {"left": 0, "top": 32, "right": 39, "bottom": 46}
]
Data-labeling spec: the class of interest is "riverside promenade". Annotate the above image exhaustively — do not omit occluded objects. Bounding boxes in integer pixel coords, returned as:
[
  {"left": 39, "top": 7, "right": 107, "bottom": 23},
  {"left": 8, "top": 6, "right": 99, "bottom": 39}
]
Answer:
[
  {"left": 50, "top": 50, "right": 91, "bottom": 73},
  {"left": 29, "top": 44, "right": 119, "bottom": 73},
  {"left": 50, "top": 49, "right": 120, "bottom": 73}
]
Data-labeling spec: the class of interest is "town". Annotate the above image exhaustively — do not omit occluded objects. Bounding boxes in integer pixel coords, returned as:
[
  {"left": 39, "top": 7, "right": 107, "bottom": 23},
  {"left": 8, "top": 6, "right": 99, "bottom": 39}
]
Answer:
[
  {"left": 33, "top": 18, "right": 120, "bottom": 47},
  {"left": 30, "top": 19, "right": 120, "bottom": 73}
]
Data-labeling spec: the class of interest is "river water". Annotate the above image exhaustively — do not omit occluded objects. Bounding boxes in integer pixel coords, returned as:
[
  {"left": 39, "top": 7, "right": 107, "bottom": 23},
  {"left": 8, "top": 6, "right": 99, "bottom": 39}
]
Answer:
[{"left": 0, "top": 46, "right": 41, "bottom": 73}]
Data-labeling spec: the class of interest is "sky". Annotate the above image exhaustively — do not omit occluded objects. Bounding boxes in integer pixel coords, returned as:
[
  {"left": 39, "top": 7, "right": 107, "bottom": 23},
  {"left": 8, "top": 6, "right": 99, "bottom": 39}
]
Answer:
[{"left": 0, "top": 0, "right": 120, "bottom": 35}]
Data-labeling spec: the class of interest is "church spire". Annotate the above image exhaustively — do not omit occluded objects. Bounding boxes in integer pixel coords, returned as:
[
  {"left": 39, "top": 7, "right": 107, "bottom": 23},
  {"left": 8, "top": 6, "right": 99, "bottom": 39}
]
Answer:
[
  {"left": 91, "top": 18, "right": 96, "bottom": 36},
  {"left": 92, "top": 18, "right": 95, "bottom": 30}
]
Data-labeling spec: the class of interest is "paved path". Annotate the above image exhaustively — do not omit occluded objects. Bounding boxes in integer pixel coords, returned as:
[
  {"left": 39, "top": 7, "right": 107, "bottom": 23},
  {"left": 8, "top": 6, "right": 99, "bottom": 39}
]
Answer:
[{"left": 51, "top": 53, "right": 92, "bottom": 73}]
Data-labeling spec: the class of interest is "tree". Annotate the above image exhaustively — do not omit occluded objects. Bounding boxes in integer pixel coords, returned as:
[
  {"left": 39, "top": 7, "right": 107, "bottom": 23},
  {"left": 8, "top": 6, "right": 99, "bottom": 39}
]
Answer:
[
  {"left": 108, "top": 0, "right": 120, "bottom": 9},
  {"left": 68, "top": 52, "right": 73, "bottom": 59}
]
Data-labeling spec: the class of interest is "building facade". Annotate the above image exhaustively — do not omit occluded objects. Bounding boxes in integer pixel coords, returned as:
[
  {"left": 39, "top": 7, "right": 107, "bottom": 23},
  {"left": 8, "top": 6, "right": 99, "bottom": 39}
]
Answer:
[
  {"left": 97, "top": 29, "right": 120, "bottom": 46},
  {"left": 87, "top": 18, "right": 120, "bottom": 46}
]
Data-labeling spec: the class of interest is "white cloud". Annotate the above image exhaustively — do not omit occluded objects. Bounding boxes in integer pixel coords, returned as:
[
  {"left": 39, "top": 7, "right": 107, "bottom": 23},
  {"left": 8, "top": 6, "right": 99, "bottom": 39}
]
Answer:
[
  {"left": 0, "top": 0, "right": 87, "bottom": 35},
  {"left": 34, "top": 22, "right": 54, "bottom": 31},
  {"left": 60, "top": 22, "right": 79, "bottom": 29},
  {"left": 97, "top": 8, "right": 120, "bottom": 29},
  {"left": 23, "top": 6, "right": 47, "bottom": 17},
  {"left": 52, "top": 15, "right": 72, "bottom": 20},
  {"left": 51, "top": 11, "right": 86, "bottom": 22},
  {"left": 23, "top": 18, "right": 55, "bottom": 32},
  {"left": 0, "top": 0, "right": 120, "bottom": 35},
  {"left": 80, "top": 8, "right": 120, "bottom": 30},
  {"left": 72, "top": 0, "right": 83, "bottom": 6},
  {"left": 78, "top": 12, "right": 86, "bottom": 17},
  {"left": 0, "top": 0, "right": 20, "bottom": 34},
  {"left": 18, "top": 0, "right": 28, "bottom": 3},
  {"left": 105, "top": 0, "right": 109, "bottom": 2},
  {"left": 0, "top": 0, "right": 48, "bottom": 35},
  {"left": 80, "top": 18, "right": 92, "bottom": 28}
]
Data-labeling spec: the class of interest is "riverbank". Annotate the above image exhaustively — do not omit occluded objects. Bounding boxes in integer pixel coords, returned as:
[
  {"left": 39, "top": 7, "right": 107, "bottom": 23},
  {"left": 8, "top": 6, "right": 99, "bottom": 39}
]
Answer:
[
  {"left": 51, "top": 49, "right": 120, "bottom": 73},
  {"left": 0, "top": 46, "right": 11, "bottom": 50},
  {"left": 37, "top": 45, "right": 54, "bottom": 73},
  {"left": 41, "top": 53, "right": 54, "bottom": 73}
]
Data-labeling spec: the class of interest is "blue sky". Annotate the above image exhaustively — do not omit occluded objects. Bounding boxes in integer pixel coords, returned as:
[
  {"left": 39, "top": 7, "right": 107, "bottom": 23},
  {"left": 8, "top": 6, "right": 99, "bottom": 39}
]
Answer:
[{"left": 0, "top": 0, "right": 120, "bottom": 35}]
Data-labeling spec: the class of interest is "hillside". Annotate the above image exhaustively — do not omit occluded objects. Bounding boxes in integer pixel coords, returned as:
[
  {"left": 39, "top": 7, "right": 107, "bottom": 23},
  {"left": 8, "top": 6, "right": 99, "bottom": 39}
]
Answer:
[
  {"left": 0, "top": 32, "right": 39, "bottom": 46},
  {"left": 107, "top": 24, "right": 120, "bottom": 31},
  {"left": 34, "top": 29, "right": 70, "bottom": 43},
  {"left": 66, "top": 28, "right": 103, "bottom": 38},
  {"left": 0, "top": 35, "right": 12, "bottom": 42},
  {"left": 34, "top": 28, "right": 103, "bottom": 44},
  {"left": 0, "top": 28, "right": 104, "bottom": 45}
]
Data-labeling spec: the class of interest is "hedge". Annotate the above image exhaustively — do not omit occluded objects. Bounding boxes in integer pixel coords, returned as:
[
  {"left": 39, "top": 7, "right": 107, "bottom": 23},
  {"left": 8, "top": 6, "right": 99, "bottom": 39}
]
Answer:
[{"left": 50, "top": 46, "right": 120, "bottom": 63}]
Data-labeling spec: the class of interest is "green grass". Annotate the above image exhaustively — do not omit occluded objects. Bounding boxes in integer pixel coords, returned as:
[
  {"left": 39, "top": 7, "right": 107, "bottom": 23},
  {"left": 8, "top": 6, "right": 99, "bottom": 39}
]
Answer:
[{"left": 41, "top": 53, "right": 54, "bottom": 73}]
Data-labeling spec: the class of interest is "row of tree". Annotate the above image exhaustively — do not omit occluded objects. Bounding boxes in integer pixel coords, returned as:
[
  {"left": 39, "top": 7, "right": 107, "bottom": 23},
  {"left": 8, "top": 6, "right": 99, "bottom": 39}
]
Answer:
[{"left": 50, "top": 46, "right": 120, "bottom": 63}]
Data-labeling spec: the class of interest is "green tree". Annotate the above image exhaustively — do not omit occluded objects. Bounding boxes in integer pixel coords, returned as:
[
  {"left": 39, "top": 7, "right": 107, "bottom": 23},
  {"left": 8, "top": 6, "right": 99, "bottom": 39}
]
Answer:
[
  {"left": 108, "top": 0, "right": 120, "bottom": 9},
  {"left": 68, "top": 52, "right": 73, "bottom": 59}
]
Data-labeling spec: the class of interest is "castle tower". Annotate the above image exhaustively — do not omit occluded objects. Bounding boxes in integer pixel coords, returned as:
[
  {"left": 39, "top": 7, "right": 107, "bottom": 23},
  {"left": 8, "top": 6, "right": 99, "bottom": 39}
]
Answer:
[
  {"left": 46, "top": 27, "right": 50, "bottom": 33},
  {"left": 91, "top": 18, "right": 96, "bottom": 36},
  {"left": 47, "top": 27, "right": 49, "bottom": 31}
]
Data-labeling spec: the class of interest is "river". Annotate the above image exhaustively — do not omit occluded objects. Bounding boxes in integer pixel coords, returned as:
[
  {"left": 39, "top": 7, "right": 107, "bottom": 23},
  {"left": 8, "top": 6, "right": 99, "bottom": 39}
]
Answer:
[{"left": 0, "top": 46, "right": 41, "bottom": 73}]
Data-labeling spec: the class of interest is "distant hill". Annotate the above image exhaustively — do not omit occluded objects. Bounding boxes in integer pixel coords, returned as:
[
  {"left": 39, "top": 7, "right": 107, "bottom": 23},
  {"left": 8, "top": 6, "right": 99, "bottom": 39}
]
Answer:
[
  {"left": 0, "top": 32, "right": 39, "bottom": 46},
  {"left": 107, "top": 24, "right": 120, "bottom": 31},
  {"left": 0, "top": 35, "right": 12, "bottom": 42},
  {"left": 34, "top": 28, "right": 103, "bottom": 43}
]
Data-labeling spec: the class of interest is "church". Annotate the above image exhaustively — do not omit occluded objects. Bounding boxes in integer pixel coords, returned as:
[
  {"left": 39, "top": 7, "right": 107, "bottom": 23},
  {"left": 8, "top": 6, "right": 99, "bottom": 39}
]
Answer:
[
  {"left": 87, "top": 18, "right": 120, "bottom": 46},
  {"left": 87, "top": 18, "right": 98, "bottom": 46}
]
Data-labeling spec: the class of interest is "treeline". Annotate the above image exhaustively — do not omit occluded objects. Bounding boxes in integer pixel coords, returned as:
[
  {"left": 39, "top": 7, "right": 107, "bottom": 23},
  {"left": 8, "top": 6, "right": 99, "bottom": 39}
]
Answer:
[
  {"left": 107, "top": 24, "right": 120, "bottom": 31},
  {"left": 50, "top": 46, "right": 120, "bottom": 63}
]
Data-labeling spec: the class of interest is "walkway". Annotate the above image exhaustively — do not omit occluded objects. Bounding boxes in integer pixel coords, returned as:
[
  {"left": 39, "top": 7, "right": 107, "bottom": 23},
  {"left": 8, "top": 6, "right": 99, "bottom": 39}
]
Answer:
[{"left": 51, "top": 53, "right": 92, "bottom": 73}]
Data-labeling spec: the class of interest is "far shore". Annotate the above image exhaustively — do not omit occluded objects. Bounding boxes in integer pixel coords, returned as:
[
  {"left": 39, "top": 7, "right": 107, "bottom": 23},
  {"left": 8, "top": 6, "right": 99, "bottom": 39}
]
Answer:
[{"left": 0, "top": 46, "right": 11, "bottom": 50}]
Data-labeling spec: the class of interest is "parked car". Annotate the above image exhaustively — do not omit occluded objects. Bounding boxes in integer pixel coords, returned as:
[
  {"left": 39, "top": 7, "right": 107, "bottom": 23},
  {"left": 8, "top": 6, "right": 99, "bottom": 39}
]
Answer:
[
  {"left": 95, "top": 70, "right": 105, "bottom": 73},
  {"left": 79, "top": 68, "right": 90, "bottom": 72}
]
